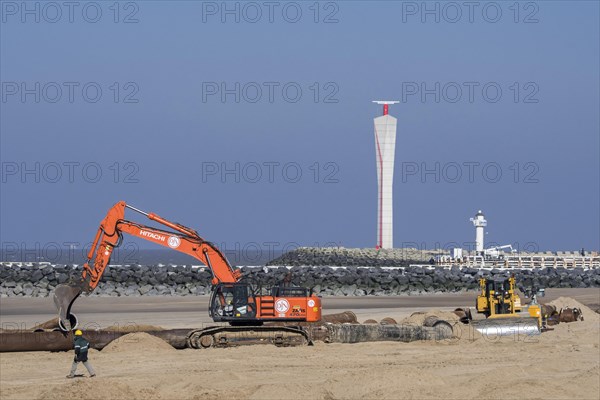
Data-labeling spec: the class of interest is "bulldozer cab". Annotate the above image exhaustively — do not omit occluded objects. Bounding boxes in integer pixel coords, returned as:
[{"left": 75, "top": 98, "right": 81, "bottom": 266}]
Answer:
[
  {"left": 487, "top": 279, "right": 512, "bottom": 315},
  {"left": 485, "top": 279, "right": 508, "bottom": 295},
  {"left": 477, "top": 276, "right": 522, "bottom": 317}
]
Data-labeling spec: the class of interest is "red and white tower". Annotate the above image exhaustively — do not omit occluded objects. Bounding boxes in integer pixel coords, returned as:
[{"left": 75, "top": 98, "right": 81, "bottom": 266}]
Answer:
[{"left": 373, "top": 101, "right": 399, "bottom": 249}]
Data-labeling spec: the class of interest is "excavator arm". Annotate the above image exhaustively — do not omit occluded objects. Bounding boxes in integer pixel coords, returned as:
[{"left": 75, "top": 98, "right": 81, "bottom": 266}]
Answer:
[{"left": 53, "top": 201, "right": 241, "bottom": 330}]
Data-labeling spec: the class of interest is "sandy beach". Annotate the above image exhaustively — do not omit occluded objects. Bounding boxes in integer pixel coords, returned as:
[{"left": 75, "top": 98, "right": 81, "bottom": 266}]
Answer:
[{"left": 1, "top": 289, "right": 598, "bottom": 400}]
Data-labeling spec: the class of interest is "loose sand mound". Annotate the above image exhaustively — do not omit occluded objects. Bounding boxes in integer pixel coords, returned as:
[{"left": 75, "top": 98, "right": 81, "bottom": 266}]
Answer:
[
  {"left": 548, "top": 296, "right": 599, "bottom": 322},
  {"left": 101, "top": 332, "right": 174, "bottom": 353},
  {"left": 39, "top": 380, "right": 143, "bottom": 400},
  {"left": 103, "top": 324, "right": 164, "bottom": 332}
]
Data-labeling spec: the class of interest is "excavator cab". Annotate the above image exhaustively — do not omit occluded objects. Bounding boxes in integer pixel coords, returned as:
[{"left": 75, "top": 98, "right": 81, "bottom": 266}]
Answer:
[
  {"left": 210, "top": 283, "right": 258, "bottom": 323},
  {"left": 209, "top": 282, "right": 322, "bottom": 324}
]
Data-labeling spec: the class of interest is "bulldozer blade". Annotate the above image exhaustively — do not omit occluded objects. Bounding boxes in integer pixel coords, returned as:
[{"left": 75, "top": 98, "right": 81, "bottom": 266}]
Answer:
[
  {"left": 53, "top": 284, "right": 82, "bottom": 331},
  {"left": 471, "top": 317, "right": 540, "bottom": 337}
]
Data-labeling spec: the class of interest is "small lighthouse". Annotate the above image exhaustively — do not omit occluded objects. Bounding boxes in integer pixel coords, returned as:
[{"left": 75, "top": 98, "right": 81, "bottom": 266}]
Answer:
[{"left": 470, "top": 210, "right": 487, "bottom": 254}]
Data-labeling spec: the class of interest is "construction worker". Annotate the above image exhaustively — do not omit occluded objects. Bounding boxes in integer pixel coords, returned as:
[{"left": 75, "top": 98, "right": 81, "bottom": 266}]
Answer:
[{"left": 66, "top": 329, "right": 96, "bottom": 378}]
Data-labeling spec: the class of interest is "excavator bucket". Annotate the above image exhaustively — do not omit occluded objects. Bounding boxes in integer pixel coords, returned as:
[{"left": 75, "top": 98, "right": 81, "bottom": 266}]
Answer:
[
  {"left": 471, "top": 317, "right": 540, "bottom": 337},
  {"left": 53, "top": 284, "right": 82, "bottom": 331}
]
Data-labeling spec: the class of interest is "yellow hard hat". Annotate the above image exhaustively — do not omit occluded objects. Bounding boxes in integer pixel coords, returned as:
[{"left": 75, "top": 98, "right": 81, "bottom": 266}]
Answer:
[{"left": 74, "top": 329, "right": 83, "bottom": 336}]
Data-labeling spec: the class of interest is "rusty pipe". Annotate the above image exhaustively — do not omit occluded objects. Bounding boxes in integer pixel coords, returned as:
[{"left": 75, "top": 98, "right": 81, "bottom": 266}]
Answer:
[
  {"left": 541, "top": 304, "right": 557, "bottom": 317},
  {"left": 0, "top": 329, "right": 191, "bottom": 353},
  {"left": 321, "top": 311, "right": 358, "bottom": 324},
  {"left": 453, "top": 308, "right": 471, "bottom": 324},
  {"left": 559, "top": 308, "right": 583, "bottom": 323},
  {"left": 422, "top": 316, "right": 455, "bottom": 339}
]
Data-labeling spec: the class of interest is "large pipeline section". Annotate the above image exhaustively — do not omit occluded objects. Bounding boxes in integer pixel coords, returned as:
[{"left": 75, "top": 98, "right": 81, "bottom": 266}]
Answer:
[
  {"left": 0, "top": 311, "right": 456, "bottom": 352},
  {"left": 0, "top": 329, "right": 190, "bottom": 352},
  {"left": 0, "top": 323, "right": 453, "bottom": 352}
]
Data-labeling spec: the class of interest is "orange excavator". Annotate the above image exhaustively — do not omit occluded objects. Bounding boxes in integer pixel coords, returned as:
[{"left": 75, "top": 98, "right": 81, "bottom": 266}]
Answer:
[{"left": 53, "top": 201, "right": 321, "bottom": 347}]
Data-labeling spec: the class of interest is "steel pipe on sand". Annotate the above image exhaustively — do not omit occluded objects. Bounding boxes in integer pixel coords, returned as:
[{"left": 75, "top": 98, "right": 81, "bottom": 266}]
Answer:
[
  {"left": 323, "top": 323, "right": 452, "bottom": 343},
  {"left": 0, "top": 329, "right": 190, "bottom": 352},
  {"left": 1, "top": 311, "right": 454, "bottom": 352},
  {"left": 422, "top": 316, "right": 454, "bottom": 338},
  {"left": 470, "top": 318, "right": 540, "bottom": 337}
]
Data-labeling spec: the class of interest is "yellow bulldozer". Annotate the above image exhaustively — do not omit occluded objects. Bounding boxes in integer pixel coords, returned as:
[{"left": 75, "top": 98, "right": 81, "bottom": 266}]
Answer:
[{"left": 471, "top": 276, "right": 544, "bottom": 336}]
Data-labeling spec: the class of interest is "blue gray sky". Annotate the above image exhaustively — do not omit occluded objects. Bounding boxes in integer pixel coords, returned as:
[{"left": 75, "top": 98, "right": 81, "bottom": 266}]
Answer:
[{"left": 1, "top": 1, "right": 599, "bottom": 255}]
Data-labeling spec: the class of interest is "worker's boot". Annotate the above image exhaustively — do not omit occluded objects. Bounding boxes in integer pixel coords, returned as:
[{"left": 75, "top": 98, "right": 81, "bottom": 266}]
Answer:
[{"left": 66, "top": 375, "right": 75, "bottom": 379}]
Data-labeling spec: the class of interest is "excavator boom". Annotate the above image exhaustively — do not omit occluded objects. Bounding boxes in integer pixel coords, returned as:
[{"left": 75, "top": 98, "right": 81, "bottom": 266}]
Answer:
[{"left": 53, "top": 201, "right": 242, "bottom": 330}]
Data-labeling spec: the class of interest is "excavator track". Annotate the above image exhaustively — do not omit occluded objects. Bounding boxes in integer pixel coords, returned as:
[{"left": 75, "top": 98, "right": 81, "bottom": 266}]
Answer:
[{"left": 186, "top": 326, "right": 313, "bottom": 349}]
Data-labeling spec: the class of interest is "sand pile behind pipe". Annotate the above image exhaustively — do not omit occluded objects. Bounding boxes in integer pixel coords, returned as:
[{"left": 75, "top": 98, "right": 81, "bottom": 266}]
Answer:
[{"left": 101, "top": 332, "right": 174, "bottom": 353}]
